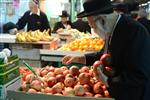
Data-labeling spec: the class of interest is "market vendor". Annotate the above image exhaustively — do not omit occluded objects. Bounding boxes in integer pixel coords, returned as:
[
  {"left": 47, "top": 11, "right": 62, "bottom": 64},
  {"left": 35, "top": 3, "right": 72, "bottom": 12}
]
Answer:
[
  {"left": 62, "top": 0, "right": 150, "bottom": 100},
  {"left": 53, "top": 10, "right": 73, "bottom": 33},
  {"left": 16, "top": 0, "right": 51, "bottom": 33}
]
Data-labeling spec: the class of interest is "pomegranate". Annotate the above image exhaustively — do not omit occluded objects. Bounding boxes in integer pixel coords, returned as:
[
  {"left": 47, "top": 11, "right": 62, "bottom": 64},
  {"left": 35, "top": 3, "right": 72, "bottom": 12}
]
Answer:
[
  {"left": 20, "top": 82, "right": 28, "bottom": 91},
  {"left": 47, "top": 72, "right": 55, "bottom": 77},
  {"left": 83, "top": 84, "right": 91, "bottom": 92},
  {"left": 56, "top": 74, "right": 65, "bottom": 83},
  {"left": 78, "top": 73, "right": 90, "bottom": 85},
  {"left": 104, "top": 90, "right": 110, "bottom": 97},
  {"left": 30, "top": 80, "right": 42, "bottom": 91},
  {"left": 72, "top": 77, "right": 78, "bottom": 86},
  {"left": 54, "top": 68, "right": 63, "bottom": 75},
  {"left": 44, "top": 87, "right": 53, "bottom": 93},
  {"left": 94, "top": 94, "right": 103, "bottom": 98},
  {"left": 25, "top": 74, "right": 35, "bottom": 83},
  {"left": 101, "top": 85, "right": 107, "bottom": 91},
  {"left": 80, "top": 66, "right": 89, "bottom": 73},
  {"left": 100, "top": 53, "right": 111, "bottom": 66},
  {"left": 28, "top": 88, "right": 37, "bottom": 93},
  {"left": 84, "top": 92, "right": 93, "bottom": 97},
  {"left": 52, "top": 82, "right": 64, "bottom": 93},
  {"left": 93, "top": 82, "right": 103, "bottom": 94},
  {"left": 89, "top": 69, "right": 94, "bottom": 77},
  {"left": 61, "top": 66, "right": 68, "bottom": 71},
  {"left": 65, "top": 74, "right": 73, "bottom": 78},
  {"left": 70, "top": 66, "right": 79, "bottom": 76},
  {"left": 74, "top": 85, "right": 85, "bottom": 96},
  {"left": 64, "top": 77, "right": 74, "bottom": 87},
  {"left": 48, "top": 66, "right": 55, "bottom": 72},
  {"left": 64, "top": 87, "right": 75, "bottom": 96},
  {"left": 63, "top": 70, "right": 70, "bottom": 76},
  {"left": 47, "top": 77, "right": 57, "bottom": 87},
  {"left": 40, "top": 69, "right": 48, "bottom": 77}
]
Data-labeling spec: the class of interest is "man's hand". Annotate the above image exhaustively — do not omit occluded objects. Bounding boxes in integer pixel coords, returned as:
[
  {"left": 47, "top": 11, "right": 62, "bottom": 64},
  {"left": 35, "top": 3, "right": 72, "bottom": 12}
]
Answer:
[
  {"left": 92, "top": 60, "right": 109, "bottom": 87},
  {"left": 62, "top": 55, "right": 86, "bottom": 65}
]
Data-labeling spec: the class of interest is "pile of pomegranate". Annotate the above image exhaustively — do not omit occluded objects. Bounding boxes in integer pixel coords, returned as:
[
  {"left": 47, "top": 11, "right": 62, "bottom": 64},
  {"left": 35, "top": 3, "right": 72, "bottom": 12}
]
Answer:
[{"left": 19, "top": 65, "right": 111, "bottom": 98}]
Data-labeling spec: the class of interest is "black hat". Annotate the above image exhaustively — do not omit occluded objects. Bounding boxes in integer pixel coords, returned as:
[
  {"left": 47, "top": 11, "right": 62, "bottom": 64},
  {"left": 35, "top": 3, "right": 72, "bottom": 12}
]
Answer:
[
  {"left": 113, "top": 3, "right": 128, "bottom": 13},
  {"left": 59, "top": 10, "right": 69, "bottom": 17},
  {"left": 3, "top": 22, "right": 18, "bottom": 33},
  {"left": 32, "top": 0, "right": 39, "bottom": 5},
  {"left": 77, "top": 0, "right": 114, "bottom": 18}
]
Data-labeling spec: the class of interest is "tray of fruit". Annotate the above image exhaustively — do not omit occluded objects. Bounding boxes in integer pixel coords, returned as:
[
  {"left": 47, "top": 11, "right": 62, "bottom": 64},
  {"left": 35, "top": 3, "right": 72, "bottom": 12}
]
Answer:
[
  {"left": 16, "top": 29, "right": 54, "bottom": 43},
  {"left": 7, "top": 65, "right": 115, "bottom": 100},
  {"left": 59, "top": 37, "right": 104, "bottom": 52}
]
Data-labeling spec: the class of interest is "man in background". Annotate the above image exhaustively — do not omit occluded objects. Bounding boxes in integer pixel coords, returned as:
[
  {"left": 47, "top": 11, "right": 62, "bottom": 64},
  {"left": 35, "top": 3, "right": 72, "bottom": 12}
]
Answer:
[
  {"left": 72, "top": 18, "right": 91, "bottom": 33},
  {"left": 53, "top": 10, "right": 73, "bottom": 33},
  {"left": 16, "top": 0, "right": 51, "bottom": 32},
  {"left": 137, "top": 8, "right": 150, "bottom": 34}
]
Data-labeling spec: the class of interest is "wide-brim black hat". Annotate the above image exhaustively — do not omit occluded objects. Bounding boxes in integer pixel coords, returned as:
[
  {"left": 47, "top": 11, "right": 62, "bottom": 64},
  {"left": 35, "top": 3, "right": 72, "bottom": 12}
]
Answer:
[
  {"left": 59, "top": 10, "right": 69, "bottom": 17},
  {"left": 32, "top": 0, "right": 39, "bottom": 5},
  {"left": 77, "top": 0, "right": 114, "bottom": 18}
]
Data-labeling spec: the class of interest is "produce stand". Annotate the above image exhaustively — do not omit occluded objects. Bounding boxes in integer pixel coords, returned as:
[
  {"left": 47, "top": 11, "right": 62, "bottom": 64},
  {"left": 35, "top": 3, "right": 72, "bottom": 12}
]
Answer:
[
  {"left": 0, "top": 34, "right": 60, "bottom": 67},
  {"left": 7, "top": 90, "right": 115, "bottom": 100}
]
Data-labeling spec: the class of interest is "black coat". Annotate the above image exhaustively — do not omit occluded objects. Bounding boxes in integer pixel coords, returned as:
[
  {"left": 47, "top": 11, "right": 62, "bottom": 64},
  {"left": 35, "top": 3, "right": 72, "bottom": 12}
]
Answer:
[
  {"left": 16, "top": 10, "right": 50, "bottom": 32},
  {"left": 72, "top": 20, "right": 91, "bottom": 33},
  {"left": 86, "top": 15, "right": 150, "bottom": 100},
  {"left": 138, "top": 17, "right": 150, "bottom": 34},
  {"left": 53, "top": 21, "right": 73, "bottom": 33}
]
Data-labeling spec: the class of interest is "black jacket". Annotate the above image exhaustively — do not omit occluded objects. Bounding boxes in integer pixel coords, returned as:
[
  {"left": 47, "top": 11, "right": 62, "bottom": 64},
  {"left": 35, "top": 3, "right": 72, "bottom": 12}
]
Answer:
[
  {"left": 53, "top": 21, "right": 73, "bottom": 33},
  {"left": 138, "top": 17, "right": 150, "bottom": 34},
  {"left": 72, "top": 19, "right": 91, "bottom": 33},
  {"left": 16, "top": 10, "right": 50, "bottom": 32},
  {"left": 86, "top": 15, "right": 150, "bottom": 100}
]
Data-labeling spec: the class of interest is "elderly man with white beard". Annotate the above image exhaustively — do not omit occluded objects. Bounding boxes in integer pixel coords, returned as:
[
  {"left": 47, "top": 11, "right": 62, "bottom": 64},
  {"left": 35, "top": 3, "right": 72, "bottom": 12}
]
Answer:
[{"left": 62, "top": 0, "right": 150, "bottom": 100}]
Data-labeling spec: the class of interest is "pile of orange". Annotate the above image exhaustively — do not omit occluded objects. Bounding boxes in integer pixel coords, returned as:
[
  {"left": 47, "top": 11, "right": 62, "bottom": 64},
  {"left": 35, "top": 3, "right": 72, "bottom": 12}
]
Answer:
[{"left": 61, "top": 38, "right": 104, "bottom": 51}]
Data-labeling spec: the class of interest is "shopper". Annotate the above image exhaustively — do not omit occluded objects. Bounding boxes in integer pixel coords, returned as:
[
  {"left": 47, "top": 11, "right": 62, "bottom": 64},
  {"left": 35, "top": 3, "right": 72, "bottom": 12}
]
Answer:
[
  {"left": 72, "top": 18, "right": 91, "bottom": 33},
  {"left": 16, "top": 0, "right": 51, "bottom": 32},
  {"left": 62, "top": 0, "right": 150, "bottom": 100},
  {"left": 53, "top": 10, "right": 73, "bottom": 33},
  {"left": 3, "top": 22, "right": 18, "bottom": 34},
  {"left": 137, "top": 8, "right": 150, "bottom": 34}
]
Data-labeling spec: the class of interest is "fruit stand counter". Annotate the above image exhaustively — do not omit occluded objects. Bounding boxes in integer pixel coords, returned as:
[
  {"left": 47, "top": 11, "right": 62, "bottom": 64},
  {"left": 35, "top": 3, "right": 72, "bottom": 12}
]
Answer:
[
  {"left": 0, "top": 34, "right": 59, "bottom": 67},
  {"left": 40, "top": 50, "right": 95, "bottom": 62},
  {"left": 7, "top": 90, "right": 115, "bottom": 100}
]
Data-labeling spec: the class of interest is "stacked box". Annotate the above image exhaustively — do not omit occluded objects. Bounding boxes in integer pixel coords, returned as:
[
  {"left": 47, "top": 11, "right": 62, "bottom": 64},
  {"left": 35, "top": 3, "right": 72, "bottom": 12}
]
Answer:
[
  {"left": 0, "top": 55, "right": 19, "bottom": 73},
  {"left": 0, "top": 66, "right": 20, "bottom": 85},
  {"left": 0, "top": 55, "right": 20, "bottom": 85}
]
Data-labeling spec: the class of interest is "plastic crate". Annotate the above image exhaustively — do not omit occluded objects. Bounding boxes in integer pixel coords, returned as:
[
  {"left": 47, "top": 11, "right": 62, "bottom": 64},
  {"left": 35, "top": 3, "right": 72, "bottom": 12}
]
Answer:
[
  {"left": 0, "top": 55, "right": 19, "bottom": 73},
  {"left": 0, "top": 77, "right": 21, "bottom": 100},
  {"left": 0, "top": 66, "right": 20, "bottom": 85}
]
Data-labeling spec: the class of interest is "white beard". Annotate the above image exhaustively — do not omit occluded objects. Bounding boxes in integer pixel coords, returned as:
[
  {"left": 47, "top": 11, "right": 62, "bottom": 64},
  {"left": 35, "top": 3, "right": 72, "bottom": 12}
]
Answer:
[{"left": 93, "top": 13, "right": 119, "bottom": 40}]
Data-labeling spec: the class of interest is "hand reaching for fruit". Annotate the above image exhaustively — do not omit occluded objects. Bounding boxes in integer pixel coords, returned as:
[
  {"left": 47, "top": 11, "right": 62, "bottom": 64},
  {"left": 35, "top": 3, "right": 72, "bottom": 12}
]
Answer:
[{"left": 62, "top": 55, "right": 86, "bottom": 65}]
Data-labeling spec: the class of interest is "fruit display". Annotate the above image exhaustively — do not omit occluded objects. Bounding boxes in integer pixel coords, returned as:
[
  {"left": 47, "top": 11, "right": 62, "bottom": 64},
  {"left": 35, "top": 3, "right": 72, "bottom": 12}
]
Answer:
[
  {"left": 59, "top": 37, "right": 104, "bottom": 51},
  {"left": 58, "top": 29, "right": 91, "bottom": 39},
  {"left": 16, "top": 29, "right": 54, "bottom": 42},
  {"left": 19, "top": 65, "right": 111, "bottom": 98}
]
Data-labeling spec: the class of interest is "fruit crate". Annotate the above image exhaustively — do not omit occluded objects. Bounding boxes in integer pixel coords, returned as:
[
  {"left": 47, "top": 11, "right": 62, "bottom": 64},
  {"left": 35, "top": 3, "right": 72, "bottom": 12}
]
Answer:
[
  {"left": 0, "top": 77, "right": 21, "bottom": 100},
  {"left": 7, "top": 90, "right": 115, "bottom": 100},
  {"left": 0, "top": 55, "right": 19, "bottom": 73},
  {"left": 0, "top": 66, "right": 20, "bottom": 85}
]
